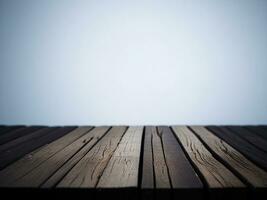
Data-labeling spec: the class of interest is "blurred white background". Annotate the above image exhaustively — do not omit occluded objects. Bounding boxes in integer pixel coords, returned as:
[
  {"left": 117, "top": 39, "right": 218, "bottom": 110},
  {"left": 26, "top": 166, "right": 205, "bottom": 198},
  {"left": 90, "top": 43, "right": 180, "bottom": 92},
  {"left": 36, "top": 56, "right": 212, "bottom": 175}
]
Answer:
[{"left": 0, "top": 0, "right": 267, "bottom": 125}]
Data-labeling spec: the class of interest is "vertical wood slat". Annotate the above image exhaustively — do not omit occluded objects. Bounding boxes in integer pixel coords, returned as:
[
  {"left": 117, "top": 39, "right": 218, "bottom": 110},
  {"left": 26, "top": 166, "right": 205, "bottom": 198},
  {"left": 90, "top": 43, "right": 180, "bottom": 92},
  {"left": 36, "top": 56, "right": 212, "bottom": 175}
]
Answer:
[
  {"left": 158, "top": 126, "right": 203, "bottom": 188},
  {"left": 151, "top": 126, "right": 171, "bottom": 189},
  {"left": 141, "top": 127, "right": 154, "bottom": 189},
  {"left": 191, "top": 126, "right": 267, "bottom": 187},
  {"left": 97, "top": 126, "right": 143, "bottom": 188},
  {"left": 172, "top": 126, "right": 244, "bottom": 188}
]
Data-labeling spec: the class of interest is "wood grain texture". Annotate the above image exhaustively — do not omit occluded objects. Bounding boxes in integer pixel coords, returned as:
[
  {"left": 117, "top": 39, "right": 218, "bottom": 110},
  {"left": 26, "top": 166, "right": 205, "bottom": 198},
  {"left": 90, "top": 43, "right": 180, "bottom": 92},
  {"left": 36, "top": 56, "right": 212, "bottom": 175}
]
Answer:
[
  {"left": 191, "top": 126, "right": 267, "bottom": 187},
  {"left": 141, "top": 127, "right": 154, "bottom": 189},
  {"left": 151, "top": 126, "right": 171, "bottom": 188},
  {"left": 172, "top": 126, "right": 244, "bottom": 188},
  {"left": 227, "top": 126, "right": 267, "bottom": 152},
  {"left": 97, "top": 126, "right": 143, "bottom": 188},
  {"left": 0, "top": 124, "right": 267, "bottom": 193},
  {"left": 56, "top": 126, "right": 127, "bottom": 188},
  {"left": 7, "top": 127, "right": 107, "bottom": 187},
  {"left": 207, "top": 126, "right": 267, "bottom": 170},
  {"left": 42, "top": 126, "right": 110, "bottom": 188},
  {"left": 0, "top": 126, "right": 93, "bottom": 186},
  {"left": 158, "top": 126, "right": 202, "bottom": 188},
  {"left": 0, "top": 126, "right": 44, "bottom": 145}
]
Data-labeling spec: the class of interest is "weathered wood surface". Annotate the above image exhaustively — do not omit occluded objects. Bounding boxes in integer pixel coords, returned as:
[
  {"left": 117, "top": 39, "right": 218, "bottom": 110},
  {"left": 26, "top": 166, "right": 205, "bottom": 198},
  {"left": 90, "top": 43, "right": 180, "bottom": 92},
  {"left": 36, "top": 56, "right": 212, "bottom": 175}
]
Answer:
[
  {"left": 207, "top": 126, "right": 267, "bottom": 170},
  {"left": 191, "top": 126, "right": 267, "bottom": 187},
  {"left": 141, "top": 126, "right": 154, "bottom": 189},
  {"left": 0, "top": 127, "right": 76, "bottom": 169},
  {"left": 0, "top": 126, "right": 93, "bottom": 186},
  {"left": 97, "top": 126, "right": 143, "bottom": 188},
  {"left": 171, "top": 126, "right": 244, "bottom": 188},
  {"left": 8, "top": 127, "right": 107, "bottom": 187},
  {"left": 158, "top": 126, "right": 202, "bottom": 188},
  {"left": 42, "top": 126, "right": 110, "bottom": 188},
  {"left": 151, "top": 126, "right": 171, "bottom": 189},
  {"left": 57, "top": 126, "right": 127, "bottom": 188},
  {"left": 0, "top": 125, "right": 266, "bottom": 198}
]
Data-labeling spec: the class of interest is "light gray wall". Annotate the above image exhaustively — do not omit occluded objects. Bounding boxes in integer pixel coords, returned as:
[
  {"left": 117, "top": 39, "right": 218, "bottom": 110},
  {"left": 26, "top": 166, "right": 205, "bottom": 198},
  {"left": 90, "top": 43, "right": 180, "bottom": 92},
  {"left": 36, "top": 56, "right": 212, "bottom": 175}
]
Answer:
[{"left": 0, "top": 0, "right": 267, "bottom": 125}]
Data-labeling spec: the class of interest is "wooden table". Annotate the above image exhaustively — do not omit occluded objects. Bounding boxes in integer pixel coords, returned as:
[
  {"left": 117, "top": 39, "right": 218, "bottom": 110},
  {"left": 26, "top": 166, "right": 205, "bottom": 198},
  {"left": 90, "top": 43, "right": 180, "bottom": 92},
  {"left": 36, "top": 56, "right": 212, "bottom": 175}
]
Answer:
[{"left": 0, "top": 125, "right": 266, "bottom": 199}]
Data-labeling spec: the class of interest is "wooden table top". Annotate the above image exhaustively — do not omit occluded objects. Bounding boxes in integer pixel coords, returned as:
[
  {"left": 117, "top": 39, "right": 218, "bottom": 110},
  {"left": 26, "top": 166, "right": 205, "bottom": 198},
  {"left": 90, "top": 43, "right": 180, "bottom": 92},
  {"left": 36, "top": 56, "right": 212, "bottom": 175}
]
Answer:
[{"left": 0, "top": 125, "right": 266, "bottom": 199}]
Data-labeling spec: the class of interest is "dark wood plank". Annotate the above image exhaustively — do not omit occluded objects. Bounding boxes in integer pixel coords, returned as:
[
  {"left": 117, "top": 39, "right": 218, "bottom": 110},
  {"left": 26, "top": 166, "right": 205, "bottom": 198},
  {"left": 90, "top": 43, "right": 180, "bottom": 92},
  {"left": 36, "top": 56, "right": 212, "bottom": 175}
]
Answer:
[
  {"left": 0, "top": 127, "right": 8, "bottom": 135},
  {"left": 0, "top": 126, "right": 93, "bottom": 186},
  {"left": 0, "top": 126, "right": 76, "bottom": 169},
  {"left": 172, "top": 126, "right": 244, "bottom": 188},
  {"left": 0, "top": 126, "right": 44, "bottom": 145},
  {"left": 227, "top": 126, "right": 267, "bottom": 152},
  {"left": 245, "top": 126, "right": 267, "bottom": 141},
  {"left": 0, "top": 127, "right": 58, "bottom": 169},
  {"left": 207, "top": 126, "right": 267, "bottom": 170},
  {"left": 0, "top": 127, "right": 52, "bottom": 153},
  {"left": 191, "top": 126, "right": 267, "bottom": 187},
  {"left": 141, "top": 126, "right": 154, "bottom": 189},
  {"left": 56, "top": 126, "right": 127, "bottom": 188},
  {"left": 97, "top": 126, "right": 143, "bottom": 187},
  {"left": 0, "top": 126, "right": 25, "bottom": 135},
  {"left": 0, "top": 126, "right": 22, "bottom": 136},
  {"left": 151, "top": 126, "right": 171, "bottom": 189},
  {"left": 158, "top": 126, "right": 203, "bottom": 188},
  {"left": 0, "top": 126, "right": 6, "bottom": 133}
]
